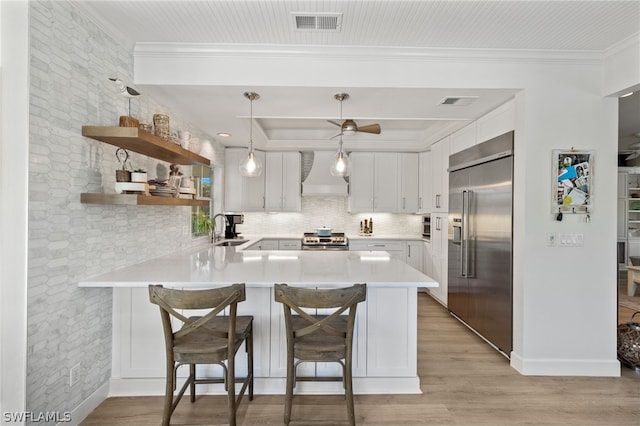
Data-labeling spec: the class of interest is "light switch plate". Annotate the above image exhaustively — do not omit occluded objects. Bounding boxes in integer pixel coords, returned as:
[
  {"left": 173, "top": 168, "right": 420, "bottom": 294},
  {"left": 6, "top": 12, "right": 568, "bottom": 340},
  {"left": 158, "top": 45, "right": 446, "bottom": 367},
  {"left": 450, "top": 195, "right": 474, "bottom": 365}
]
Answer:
[{"left": 558, "top": 233, "right": 584, "bottom": 247}]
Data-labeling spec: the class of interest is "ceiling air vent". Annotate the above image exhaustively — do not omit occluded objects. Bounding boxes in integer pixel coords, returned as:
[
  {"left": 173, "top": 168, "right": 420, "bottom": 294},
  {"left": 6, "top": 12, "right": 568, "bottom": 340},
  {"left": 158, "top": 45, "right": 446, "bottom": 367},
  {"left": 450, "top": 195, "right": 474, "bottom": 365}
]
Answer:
[
  {"left": 292, "top": 13, "right": 342, "bottom": 31},
  {"left": 440, "top": 96, "right": 478, "bottom": 106}
]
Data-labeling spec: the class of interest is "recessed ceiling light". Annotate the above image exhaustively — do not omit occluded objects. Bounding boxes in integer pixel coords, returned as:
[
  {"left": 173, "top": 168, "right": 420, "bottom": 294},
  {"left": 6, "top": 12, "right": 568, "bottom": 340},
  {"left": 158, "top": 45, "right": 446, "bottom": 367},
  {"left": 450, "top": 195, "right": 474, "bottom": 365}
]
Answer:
[
  {"left": 620, "top": 92, "right": 635, "bottom": 98},
  {"left": 217, "top": 132, "right": 231, "bottom": 138}
]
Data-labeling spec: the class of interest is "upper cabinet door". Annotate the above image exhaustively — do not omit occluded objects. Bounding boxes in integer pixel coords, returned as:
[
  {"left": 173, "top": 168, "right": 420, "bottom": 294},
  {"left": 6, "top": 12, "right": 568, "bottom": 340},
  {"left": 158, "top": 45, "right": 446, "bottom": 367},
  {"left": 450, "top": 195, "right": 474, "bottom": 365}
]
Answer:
[
  {"left": 398, "top": 153, "right": 419, "bottom": 213},
  {"left": 281, "top": 152, "right": 301, "bottom": 212},
  {"left": 349, "top": 153, "right": 375, "bottom": 212},
  {"left": 224, "top": 148, "right": 265, "bottom": 212},
  {"left": 476, "top": 99, "right": 515, "bottom": 144},
  {"left": 449, "top": 122, "right": 477, "bottom": 155},
  {"left": 374, "top": 153, "right": 398, "bottom": 212},
  {"left": 265, "top": 151, "right": 301, "bottom": 212},
  {"left": 419, "top": 151, "right": 433, "bottom": 213},
  {"left": 265, "top": 152, "right": 284, "bottom": 211},
  {"left": 431, "top": 137, "right": 449, "bottom": 212}
]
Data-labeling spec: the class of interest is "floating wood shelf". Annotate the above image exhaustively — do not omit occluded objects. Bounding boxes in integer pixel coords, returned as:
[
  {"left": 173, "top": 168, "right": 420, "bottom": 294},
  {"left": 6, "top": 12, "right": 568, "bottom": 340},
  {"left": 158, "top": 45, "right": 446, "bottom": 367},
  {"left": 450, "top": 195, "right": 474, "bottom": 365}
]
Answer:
[
  {"left": 81, "top": 126, "right": 210, "bottom": 166},
  {"left": 81, "top": 193, "right": 210, "bottom": 207}
]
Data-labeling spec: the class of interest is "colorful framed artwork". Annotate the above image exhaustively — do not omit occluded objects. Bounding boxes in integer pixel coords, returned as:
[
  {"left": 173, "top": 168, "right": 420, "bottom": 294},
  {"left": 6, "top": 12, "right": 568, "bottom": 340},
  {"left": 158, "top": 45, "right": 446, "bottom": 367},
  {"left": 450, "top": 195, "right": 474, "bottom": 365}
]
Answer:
[{"left": 553, "top": 150, "right": 593, "bottom": 214}]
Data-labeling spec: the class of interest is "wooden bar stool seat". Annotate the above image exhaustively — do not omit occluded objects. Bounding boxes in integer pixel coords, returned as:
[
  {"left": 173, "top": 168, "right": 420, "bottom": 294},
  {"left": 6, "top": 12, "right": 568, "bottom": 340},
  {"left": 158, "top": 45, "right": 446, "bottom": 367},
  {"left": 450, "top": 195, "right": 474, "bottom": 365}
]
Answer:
[
  {"left": 149, "top": 284, "right": 254, "bottom": 426},
  {"left": 274, "top": 283, "right": 366, "bottom": 426}
]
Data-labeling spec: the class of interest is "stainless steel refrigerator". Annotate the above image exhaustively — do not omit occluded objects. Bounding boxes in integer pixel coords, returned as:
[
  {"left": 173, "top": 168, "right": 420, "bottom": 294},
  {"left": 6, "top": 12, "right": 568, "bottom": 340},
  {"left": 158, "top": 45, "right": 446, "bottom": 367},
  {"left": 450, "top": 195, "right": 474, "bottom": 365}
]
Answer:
[{"left": 448, "top": 131, "right": 513, "bottom": 355}]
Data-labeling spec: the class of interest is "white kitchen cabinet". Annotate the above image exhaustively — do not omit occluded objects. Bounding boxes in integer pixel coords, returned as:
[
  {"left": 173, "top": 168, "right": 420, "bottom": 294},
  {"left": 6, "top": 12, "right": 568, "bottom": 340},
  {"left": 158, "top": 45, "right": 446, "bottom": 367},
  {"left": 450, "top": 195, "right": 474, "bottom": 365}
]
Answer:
[
  {"left": 374, "top": 153, "right": 399, "bottom": 212},
  {"left": 431, "top": 137, "right": 449, "bottom": 212},
  {"left": 278, "top": 239, "right": 302, "bottom": 250},
  {"left": 349, "top": 239, "right": 405, "bottom": 261},
  {"left": 224, "top": 148, "right": 266, "bottom": 212},
  {"left": 270, "top": 290, "right": 367, "bottom": 379},
  {"left": 349, "top": 152, "right": 419, "bottom": 213},
  {"left": 349, "top": 153, "right": 375, "bottom": 212},
  {"left": 618, "top": 171, "right": 628, "bottom": 240},
  {"left": 449, "top": 122, "right": 477, "bottom": 155},
  {"left": 476, "top": 99, "right": 515, "bottom": 144},
  {"left": 366, "top": 287, "right": 416, "bottom": 377},
  {"left": 405, "top": 240, "right": 423, "bottom": 271},
  {"left": 398, "top": 153, "right": 420, "bottom": 213},
  {"left": 265, "top": 152, "right": 301, "bottom": 212},
  {"left": 253, "top": 239, "right": 279, "bottom": 250},
  {"left": 112, "top": 287, "right": 273, "bottom": 384},
  {"left": 418, "top": 151, "right": 433, "bottom": 213},
  {"left": 427, "top": 213, "right": 448, "bottom": 305},
  {"left": 422, "top": 240, "right": 433, "bottom": 278}
]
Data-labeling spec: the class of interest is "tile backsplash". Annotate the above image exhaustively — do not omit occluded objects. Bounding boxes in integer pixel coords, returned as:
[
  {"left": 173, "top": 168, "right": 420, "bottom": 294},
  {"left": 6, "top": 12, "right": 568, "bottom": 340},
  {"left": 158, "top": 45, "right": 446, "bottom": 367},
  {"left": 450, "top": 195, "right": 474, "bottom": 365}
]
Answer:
[{"left": 238, "top": 196, "right": 423, "bottom": 236}]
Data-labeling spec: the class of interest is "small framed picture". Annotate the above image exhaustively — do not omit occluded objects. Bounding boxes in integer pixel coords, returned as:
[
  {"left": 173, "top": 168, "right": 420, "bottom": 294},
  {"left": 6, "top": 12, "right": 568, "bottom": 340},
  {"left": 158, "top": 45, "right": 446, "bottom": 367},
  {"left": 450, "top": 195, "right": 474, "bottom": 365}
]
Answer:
[{"left": 552, "top": 150, "right": 593, "bottom": 214}]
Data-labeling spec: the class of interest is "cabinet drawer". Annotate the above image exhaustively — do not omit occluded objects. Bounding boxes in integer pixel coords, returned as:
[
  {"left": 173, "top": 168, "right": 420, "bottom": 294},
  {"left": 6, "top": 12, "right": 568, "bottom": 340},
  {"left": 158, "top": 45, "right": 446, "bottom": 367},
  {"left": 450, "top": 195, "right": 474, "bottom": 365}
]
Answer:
[
  {"left": 278, "top": 239, "right": 302, "bottom": 250},
  {"left": 350, "top": 240, "right": 405, "bottom": 251}
]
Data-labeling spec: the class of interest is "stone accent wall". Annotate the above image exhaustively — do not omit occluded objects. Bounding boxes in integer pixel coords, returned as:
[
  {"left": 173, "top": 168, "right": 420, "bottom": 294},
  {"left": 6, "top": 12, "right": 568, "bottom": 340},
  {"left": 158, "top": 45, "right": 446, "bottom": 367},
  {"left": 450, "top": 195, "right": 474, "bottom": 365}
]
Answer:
[{"left": 26, "top": 1, "right": 221, "bottom": 421}]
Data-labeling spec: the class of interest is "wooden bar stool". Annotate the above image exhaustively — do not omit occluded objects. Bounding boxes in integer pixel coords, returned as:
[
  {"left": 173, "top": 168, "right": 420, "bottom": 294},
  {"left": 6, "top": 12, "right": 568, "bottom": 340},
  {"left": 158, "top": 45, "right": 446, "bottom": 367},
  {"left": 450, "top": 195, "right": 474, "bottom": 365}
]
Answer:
[
  {"left": 274, "top": 283, "right": 367, "bottom": 426},
  {"left": 148, "top": 284, "right": 254, "bottom": 426}
]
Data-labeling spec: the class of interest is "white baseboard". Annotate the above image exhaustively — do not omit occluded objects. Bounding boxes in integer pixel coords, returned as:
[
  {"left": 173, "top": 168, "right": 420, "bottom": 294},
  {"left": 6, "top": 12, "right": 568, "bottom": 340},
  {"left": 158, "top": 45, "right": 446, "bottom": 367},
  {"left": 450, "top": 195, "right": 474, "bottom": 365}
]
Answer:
[
  {"left": 108, "top": 376, "right": 422, "bottom": 397},
  {"left": 61, "top": 381, "right": 109, "bottom": 426},
  {"left": 510, "top": 351, "right": 621, "bottom": 377}
]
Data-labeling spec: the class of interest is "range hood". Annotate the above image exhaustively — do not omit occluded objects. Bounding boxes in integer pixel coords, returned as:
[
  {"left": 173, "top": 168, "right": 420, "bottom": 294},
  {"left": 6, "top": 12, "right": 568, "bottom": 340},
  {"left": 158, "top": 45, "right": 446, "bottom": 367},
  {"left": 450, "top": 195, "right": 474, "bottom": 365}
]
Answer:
[{"left": 301, "top": 151, "right": 349, "bottom": 196}]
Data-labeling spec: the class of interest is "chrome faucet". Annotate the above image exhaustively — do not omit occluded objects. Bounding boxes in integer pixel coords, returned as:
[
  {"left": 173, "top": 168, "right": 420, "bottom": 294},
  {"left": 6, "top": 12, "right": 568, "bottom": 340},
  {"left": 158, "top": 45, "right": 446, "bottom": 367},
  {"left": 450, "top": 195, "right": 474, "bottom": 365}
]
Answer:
[{"left": 211, "top": 213, "right": 229, "bottom": 243}]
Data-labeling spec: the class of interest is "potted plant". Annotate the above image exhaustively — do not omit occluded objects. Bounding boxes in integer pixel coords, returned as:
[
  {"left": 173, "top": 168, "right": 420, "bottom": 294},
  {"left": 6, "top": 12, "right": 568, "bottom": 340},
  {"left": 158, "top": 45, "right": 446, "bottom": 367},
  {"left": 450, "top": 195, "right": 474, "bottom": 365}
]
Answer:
[
  {"left": 193, "top": 211, "right": 214, "bottom": 242},
  {"left": 131, "top": 168, "right": 148, "bottom": 183}
]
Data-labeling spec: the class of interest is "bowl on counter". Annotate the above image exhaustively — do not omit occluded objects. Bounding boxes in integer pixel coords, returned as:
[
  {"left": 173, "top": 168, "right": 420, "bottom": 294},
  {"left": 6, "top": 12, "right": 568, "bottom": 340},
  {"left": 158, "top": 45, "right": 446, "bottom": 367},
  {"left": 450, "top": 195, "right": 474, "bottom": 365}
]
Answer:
[{"left": 630, "top": 256, "right": 640, "bottom": 266}]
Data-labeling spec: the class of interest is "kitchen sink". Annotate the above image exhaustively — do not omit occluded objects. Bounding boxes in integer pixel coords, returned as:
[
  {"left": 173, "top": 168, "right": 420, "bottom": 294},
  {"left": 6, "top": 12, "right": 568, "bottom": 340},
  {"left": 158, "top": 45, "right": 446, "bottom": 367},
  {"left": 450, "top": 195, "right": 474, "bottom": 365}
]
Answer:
[{"left": 216, "top": 240, "right": 248, "bottom": 247}]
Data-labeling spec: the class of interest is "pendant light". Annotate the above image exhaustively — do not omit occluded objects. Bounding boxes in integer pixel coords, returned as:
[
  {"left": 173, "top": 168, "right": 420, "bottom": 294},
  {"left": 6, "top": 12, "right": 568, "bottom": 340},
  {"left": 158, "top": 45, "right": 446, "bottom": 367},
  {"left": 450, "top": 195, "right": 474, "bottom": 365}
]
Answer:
[
  {"left": 330, "top": 93, "right": 351, "bottom": 177},
  {"left": 330, "top": 135, "right": 351, "bottom": 176},
  {"left": 239, "top": 92, "right": 263, "bottom": 177}
]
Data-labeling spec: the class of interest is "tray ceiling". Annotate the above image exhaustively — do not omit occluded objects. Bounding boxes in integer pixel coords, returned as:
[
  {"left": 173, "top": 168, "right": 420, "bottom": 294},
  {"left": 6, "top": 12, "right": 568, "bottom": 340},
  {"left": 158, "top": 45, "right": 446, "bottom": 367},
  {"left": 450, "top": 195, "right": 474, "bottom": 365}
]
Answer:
[{"left": 72, "top": 1, "right": 640, "bottom": 151}]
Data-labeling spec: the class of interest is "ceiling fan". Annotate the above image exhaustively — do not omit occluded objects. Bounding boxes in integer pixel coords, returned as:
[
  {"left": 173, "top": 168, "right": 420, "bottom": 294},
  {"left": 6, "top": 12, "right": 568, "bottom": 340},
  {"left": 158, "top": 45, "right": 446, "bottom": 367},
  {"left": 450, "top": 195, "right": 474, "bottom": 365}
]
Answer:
[
  {"left": 622, "top": 135, "right": 640, "bottom": 160},
  {"left": 328, "top": 93, "right": 381, "bottom": 137}
]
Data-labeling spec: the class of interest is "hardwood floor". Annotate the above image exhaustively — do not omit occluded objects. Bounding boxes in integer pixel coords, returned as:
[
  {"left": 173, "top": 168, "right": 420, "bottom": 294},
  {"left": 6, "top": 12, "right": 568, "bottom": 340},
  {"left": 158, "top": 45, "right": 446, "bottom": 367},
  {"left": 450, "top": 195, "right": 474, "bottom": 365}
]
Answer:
[{"left": 81, "top": 293, "right": 640, "bottom": 426}]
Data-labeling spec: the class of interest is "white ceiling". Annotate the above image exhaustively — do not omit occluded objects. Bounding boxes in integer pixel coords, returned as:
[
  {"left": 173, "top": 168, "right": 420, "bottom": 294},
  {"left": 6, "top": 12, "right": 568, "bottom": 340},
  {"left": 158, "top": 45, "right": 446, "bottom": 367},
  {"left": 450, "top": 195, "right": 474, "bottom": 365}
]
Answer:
[{"left": 74, "top": 1, "right": 640, "bottom": 151}]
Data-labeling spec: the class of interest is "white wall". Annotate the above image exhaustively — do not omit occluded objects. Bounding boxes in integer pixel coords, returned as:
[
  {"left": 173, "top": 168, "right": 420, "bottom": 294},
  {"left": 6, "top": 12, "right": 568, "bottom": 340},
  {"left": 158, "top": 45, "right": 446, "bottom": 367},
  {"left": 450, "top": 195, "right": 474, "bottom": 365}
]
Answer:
[
  {"left": 0, "top": 0, "right": 29, "bottom": 422},
  {"left": 21, "top": 1, "right": 224, "bottom": 422},
  {"left": 136, "top": 44, "right": 625, "bottom": 376}
]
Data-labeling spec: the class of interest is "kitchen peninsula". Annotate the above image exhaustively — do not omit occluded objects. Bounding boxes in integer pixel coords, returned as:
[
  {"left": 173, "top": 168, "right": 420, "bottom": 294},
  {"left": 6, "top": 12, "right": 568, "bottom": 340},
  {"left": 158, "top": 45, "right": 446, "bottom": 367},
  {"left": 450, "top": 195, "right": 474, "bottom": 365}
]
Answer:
[{"left": 79, "top": 238, "right": 437, "bottom": 396}]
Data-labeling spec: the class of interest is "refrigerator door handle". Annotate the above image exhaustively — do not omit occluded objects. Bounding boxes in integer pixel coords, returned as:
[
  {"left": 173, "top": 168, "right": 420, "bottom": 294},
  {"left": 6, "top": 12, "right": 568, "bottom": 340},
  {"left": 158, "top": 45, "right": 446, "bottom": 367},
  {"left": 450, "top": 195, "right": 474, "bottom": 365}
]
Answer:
[
  {"left": 465, "top": 189, "right": 474, "bottom": 278},
  {"left": 461, "top": 190, "right": 467, "bottom": 277}
]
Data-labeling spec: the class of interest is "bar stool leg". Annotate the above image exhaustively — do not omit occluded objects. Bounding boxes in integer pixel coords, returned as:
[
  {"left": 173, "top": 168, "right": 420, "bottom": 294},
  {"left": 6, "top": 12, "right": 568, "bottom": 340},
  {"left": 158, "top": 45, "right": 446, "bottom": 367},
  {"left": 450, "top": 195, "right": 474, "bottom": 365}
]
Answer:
[{"left": 284, "top": 352, "right": 295, "bottom": 425}]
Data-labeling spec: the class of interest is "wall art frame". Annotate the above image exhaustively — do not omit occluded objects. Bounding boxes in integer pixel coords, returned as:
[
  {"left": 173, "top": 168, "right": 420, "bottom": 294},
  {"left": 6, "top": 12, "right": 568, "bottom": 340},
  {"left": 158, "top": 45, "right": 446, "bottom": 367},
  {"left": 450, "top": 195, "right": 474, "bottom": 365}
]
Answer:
[{"left": 552, "top": 149, "right": 593, "bottom": 214}]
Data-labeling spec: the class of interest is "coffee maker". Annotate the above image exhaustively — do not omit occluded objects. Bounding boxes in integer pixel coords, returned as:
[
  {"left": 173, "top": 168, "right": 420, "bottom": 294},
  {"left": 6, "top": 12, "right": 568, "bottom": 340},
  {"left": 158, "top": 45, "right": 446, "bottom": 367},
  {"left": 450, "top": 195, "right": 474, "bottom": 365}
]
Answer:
[{"left": 224, "top": 214, "right": 244, "bottom": 239}]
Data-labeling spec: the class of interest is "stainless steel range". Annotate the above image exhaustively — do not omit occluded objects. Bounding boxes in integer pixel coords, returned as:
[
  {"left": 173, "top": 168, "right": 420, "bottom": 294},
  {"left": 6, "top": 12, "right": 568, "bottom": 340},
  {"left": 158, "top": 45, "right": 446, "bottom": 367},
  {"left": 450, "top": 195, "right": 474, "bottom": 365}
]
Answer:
[{"left": 301, "top": 232, "right": 349, "bottom": 250}]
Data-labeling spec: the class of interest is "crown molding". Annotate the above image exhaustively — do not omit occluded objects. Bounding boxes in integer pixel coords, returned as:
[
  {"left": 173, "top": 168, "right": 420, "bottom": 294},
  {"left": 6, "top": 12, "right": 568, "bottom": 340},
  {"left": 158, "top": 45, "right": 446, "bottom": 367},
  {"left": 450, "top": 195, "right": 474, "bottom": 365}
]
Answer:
[{"left": 134, "top": 42, "right": 605, "bottom": 65}]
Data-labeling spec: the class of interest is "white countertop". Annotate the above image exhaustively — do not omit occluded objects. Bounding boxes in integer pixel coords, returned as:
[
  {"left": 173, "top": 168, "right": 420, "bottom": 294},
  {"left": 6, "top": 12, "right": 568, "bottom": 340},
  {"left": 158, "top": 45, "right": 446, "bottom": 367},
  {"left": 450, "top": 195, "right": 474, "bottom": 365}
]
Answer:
[{"left": 78, "top": 239, "right": 437, "bottom": 289}]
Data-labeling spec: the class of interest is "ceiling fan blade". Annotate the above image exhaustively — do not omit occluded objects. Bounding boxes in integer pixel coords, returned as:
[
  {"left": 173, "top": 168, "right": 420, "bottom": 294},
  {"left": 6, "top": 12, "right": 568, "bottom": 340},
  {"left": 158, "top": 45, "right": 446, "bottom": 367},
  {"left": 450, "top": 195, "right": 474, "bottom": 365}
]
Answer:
[
  {"left": 327, "top": 120, "right": 342, "bottom": 127},
  {"left": 626, "top": 152, "right": 640, "bottom": 160},
  {"left": 357, "top": 123, "right": 381, "bottom": 134},
  {"left": 330, "top": 132, "right": 343, "bottom": 139}
]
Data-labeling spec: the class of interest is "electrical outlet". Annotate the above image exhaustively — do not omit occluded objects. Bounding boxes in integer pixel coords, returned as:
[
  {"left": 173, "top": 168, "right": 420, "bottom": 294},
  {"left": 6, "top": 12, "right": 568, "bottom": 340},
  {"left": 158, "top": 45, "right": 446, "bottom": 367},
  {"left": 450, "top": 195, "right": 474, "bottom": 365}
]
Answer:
[
  {"left": 69, "top": 363, "right": 81, "bottom": 387},
  {"left": 182, "top": 225, "right": 189, "bottom": 236}
]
